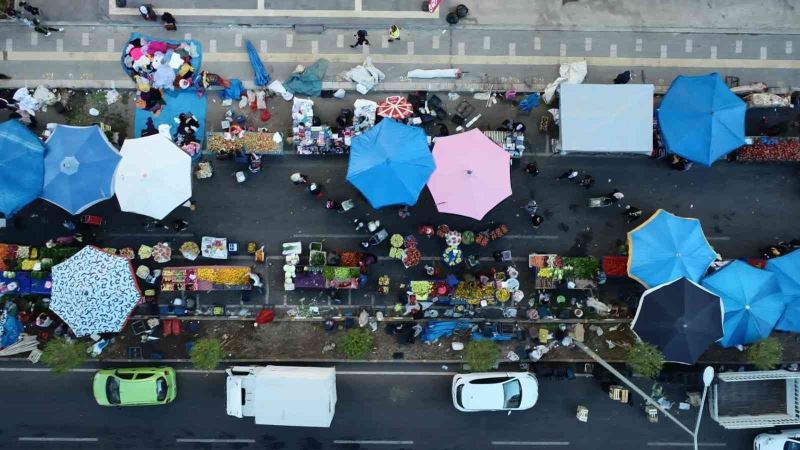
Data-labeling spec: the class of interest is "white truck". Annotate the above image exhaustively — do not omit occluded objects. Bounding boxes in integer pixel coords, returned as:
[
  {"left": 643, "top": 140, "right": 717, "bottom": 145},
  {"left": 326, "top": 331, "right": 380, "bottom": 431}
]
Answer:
[
  {"left": 709, "top": 369, "right": 800, "bottom": 429},
  {"left": 225, "top": 365, "right": 337, "bottom": 427}
]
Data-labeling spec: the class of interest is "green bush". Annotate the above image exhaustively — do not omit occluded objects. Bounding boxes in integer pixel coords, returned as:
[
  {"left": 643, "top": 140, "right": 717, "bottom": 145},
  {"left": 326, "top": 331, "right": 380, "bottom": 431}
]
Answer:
[
  {"left": 41, "top": 338, "right": 88, "bottom": 374},
  {"left": 464, "top": 340, "right": 499, "bottom": 372},
  {"left": 747, "top": 337, "right": 783, "bottom": 370},
  {"left": 190, "top": 338, "right": 224, "bottom": 371},
  {"left": 340, "top": 328, "right": 373, "bottom": 359},
  {"left": 625, "top": 342, "right": 664, "bottom": 379}
]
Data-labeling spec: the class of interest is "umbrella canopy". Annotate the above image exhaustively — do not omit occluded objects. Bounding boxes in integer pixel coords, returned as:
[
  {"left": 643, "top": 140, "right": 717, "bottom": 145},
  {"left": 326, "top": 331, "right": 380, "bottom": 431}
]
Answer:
[
  {"left": 627, "top": 209, "right": 717, "bottom": 288},
  {"left": 245, "top": 40, "right": 270, "bottom": 87},
  {"left": 766, "top": 250, "right": 800, "bottom": 331},
  {"left": 657, "top": 73, "right": 745, "bottom": 166},
  {"left": 0, "top": 120, "right": 45, "bottom": 217},
  {"left": 631, "top": 277, "right": 723, "bottom": 364},
  {"left": 41, "top": 125, "right": 121, "bottom": 215},
  {"left": 427, "top": 129, "right": 511, "bottom": 220},
  {"left": 377, "top": 96, "right": 414, "bottom": 120},
  {"left": 701, "top": 260, "right": 787, "bottom": 347},
  {"left": 50, "top": 246, "right": 142, "bottom": 337},
  {"left": 346, "top": 119, "right": 435, "bottom": 208},
  {"left": 115, "top": 135, "right": 192, "bottom": 220}
]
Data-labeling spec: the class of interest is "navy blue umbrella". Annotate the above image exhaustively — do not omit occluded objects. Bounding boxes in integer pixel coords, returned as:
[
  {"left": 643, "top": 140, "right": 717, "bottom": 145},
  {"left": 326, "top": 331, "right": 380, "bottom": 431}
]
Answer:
[{"left": 246, "top": 40, "right": 270, "bottom": 87}]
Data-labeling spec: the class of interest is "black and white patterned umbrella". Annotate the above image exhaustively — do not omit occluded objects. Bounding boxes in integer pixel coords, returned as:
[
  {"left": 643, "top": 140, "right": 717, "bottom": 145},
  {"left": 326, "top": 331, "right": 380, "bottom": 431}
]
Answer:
[{"left": 51, "top": 246, "right": 142, "bottom": 337}]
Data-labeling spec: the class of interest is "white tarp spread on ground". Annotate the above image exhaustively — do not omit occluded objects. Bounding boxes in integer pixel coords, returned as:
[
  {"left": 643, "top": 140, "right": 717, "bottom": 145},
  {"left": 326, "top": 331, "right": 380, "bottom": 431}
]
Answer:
[
  {"left": 559, "top": 84, "right": 654, "bottom": 155},
  {"left": 542, "top": 61, "right": 587, "bottom": 104},
  {"left": 343, "top": 57, "right": 385, "bottom": 94}
]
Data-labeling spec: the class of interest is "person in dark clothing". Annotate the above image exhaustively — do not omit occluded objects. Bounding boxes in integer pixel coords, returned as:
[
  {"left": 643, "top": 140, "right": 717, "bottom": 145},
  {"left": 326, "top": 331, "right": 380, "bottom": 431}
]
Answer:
[
  {"left": 524, "top": 162, "right": 540, "bottom": 176},
  {"left": 308, "top": 182, "right": 322, "bottom": 198},
  {"left": 140, "top": 117, "right": 158, "bottom": 137},
  {"left": 613, "top": 70, "right": 633, "bottom": 84},
  {"left": 172, "top": 219, "right": 189, "bottom": 232},
  {"left": 531, "top": 215, "right": 544, "bottom": 228},
  {"left": 624, "top": 205, "right": 643, "bottom": 223},
  {"left": 161, "top": 12, "right": 177, "bottom": 31},
  {"left": 579, "top": 174, "right": 595, "bottom": 189},
  {"left": 139, "top": 4, "right": 157, "bottom": 21},
  {"left": 350, "top": 29, "right": 369, "bottom": 48},
  {"left": 33, "top": 22, "right": 63, "bottom": 36},
  {"left": 556, "top": 169, "right": 579, "bottom": 181},
  {"left": 19, "top": 1, "right": 39, "bottom": 16},
  {"left": 0, "top": 73, "right": 11, "bottom": 79}
]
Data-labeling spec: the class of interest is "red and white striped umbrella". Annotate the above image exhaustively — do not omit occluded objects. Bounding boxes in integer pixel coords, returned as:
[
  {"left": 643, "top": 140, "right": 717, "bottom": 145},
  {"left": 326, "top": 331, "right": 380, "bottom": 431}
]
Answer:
[{"left": 377, "top": 96, "right": 414, "bottom": 120}]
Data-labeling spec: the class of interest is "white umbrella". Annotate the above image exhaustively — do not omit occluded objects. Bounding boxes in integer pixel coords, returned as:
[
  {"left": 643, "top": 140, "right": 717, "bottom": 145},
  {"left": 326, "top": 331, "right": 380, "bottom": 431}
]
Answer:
[{"left": 115, "top": 135, "right": 192, "bottom": 220}]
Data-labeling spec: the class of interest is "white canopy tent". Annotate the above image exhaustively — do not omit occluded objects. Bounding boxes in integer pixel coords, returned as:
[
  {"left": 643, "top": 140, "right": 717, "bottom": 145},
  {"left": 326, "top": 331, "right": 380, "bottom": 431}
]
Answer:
[
  {"left": 559, "top": 84, "right": 654, "bottom": 155},
  {"left": 114, "top": 135, "right": 192, "bottom": 220}
]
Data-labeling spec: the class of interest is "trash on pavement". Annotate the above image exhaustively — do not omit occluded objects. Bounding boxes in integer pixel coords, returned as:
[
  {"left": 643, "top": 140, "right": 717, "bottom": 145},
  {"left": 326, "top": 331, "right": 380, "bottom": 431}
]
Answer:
[
  {"left": 406, "top": 68, "right": 463, "bottom": 79},
  {"left": 105, "top": 89, "right": 120, "bottom": 105},
  {"left": 343, "top": 57, "right": 385, "bottom": 94},
  {"left": 543, "top": 60, "right": 587, "bottom": 104}
]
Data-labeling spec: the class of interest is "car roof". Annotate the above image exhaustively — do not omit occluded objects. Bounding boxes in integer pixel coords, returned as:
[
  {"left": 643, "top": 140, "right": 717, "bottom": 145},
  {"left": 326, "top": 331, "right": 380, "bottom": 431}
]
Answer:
[
  {"left": 461, "top": 383, "right": 505, "bottom": 410},
  {"left": 118, "top": 376, "right": 161, "bottom": 404}
]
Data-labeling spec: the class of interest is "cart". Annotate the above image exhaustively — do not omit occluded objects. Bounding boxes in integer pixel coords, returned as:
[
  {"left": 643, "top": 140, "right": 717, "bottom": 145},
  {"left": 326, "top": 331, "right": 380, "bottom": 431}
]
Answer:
[
  {"left": 362, "top": 229, "right": 389, "bottom": 248},
  {"left": 588, "top": 197, "right": 613, "bottom": 208}
]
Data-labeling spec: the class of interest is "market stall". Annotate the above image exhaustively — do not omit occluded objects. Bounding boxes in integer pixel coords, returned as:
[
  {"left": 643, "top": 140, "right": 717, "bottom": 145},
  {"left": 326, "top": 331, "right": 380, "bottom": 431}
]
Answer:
[
  {"left": 160, "top": 266, "right": 252, "bottom": 292},
  {"left": 206, "top": 131, "right": 284, "bottom": 155},
  {"left": 292, "top": 98, "right": 349, "bottom": 156},
  {"left": 736, "top": 136, "right": 800, "bottom": 162},
  {"left": 483, "top": 130, "right": 525, "bottom": 159}
]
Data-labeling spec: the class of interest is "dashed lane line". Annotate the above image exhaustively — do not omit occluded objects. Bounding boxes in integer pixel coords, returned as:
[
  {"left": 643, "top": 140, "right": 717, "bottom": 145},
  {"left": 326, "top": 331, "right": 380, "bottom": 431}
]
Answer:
[
  {"left": 491, "top": 442, "right": 570, "bottom": 446},
  {"left": 177, "top": 438, "right": 256, "bottom": 444},
  {"left": 334, "top": 440, "right": 414, "bottom": 445},
  {"left": 647, "top": 443, "right": 726, "bottom": 447},
  {"left": 19, "top": 437, "right": 99, "bottom": 442}
]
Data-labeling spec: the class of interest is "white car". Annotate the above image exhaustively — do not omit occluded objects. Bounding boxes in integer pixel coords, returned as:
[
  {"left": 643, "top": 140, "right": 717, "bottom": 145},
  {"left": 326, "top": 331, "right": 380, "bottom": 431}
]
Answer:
[
  {"left": 754, "top": 429, "right": 800, "bottom": 450},
  {"left": 451, "top": 372, "right": 538, "bottom": 412}
]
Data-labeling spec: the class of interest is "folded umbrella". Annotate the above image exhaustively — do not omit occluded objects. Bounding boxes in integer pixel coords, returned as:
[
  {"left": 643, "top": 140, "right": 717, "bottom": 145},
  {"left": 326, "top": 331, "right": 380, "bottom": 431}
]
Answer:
[{"left": 246, "top": 40, "right": 270, "bottom": 87}]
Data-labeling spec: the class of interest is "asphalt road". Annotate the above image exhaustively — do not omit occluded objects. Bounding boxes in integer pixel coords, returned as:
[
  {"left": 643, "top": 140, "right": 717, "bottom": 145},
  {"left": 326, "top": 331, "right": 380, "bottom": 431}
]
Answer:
[{"left": 0, "top": 365, "right": 757, "bottom": 450}]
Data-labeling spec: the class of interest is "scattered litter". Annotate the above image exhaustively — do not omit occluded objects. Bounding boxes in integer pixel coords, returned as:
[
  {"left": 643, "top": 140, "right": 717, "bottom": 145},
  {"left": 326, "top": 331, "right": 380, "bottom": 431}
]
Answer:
[
  {"left": 506, "top": 351, "right": 520, "bottom": 361},
  {"left": 465, "top": 113, "right": 481, "bottom": 128},
  {"left": 221, "top": 99, "right": 232, "bottom": 106},
  {"left": 678, "top": 402, "right": 691, "bottom": 410},
  {"left": 441, "top": 365, "right": 448, "bottom": 370},
  {"left": 322, "top": 342, "right": 336, "bottom": 353},
  {"left": 451, "top": 342, "right": 464, "bottom": 351},
  {"left": 105, "top": 89, "right": 120, "bottom": 105},
  {"left": 333, "top": 88, "right": 346, "bottom": 99},
  {"left": 473, "top": 92, "right": 490, "bottom": 101},
  {"left": 605, "top": 339, "right": 615, "bottom": 349},
  {"left": 543, "top": 60, "right": 587, "bottom": 104},
  {"left": 407, "top": 68, "right": 462, "bottom": 79},
  {"left": 448, "top": 92, "right": 460, "bottom": 101},
  {"left": 88, "top": 108, "right": 100, "bottom": 116}
]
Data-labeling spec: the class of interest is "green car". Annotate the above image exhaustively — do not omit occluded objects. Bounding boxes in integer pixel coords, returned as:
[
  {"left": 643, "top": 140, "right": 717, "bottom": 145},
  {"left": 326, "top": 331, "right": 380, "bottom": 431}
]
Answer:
[{"left": 92, "top": 367, "right": 177, "bottom": 406}]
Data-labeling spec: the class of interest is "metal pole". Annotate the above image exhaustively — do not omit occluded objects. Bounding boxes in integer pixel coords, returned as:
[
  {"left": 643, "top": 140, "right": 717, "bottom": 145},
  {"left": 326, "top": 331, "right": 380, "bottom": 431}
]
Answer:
[
  {"left": 692, "top": 385, "right": 709, "bottom": 450},
  {"left": 573, "top": 341, "right": 695, "bottom": 437}
]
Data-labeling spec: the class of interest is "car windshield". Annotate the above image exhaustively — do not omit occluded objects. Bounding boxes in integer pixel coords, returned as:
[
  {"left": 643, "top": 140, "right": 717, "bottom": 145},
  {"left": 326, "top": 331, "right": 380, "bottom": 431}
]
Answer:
[
  {"left": 156, "top": 377, "right": 168, "bottom": 402},
  {"left": 785, "top": 441, "right": 800, "bottom": 450},
  {"left": 106, "top": 377, "right": 120, "bottom": 405},
  {"left": 503, "top": 379, "right": 522, "bottom": 409},
  {"left": 456, "top": 385, "right": 464, "bottom": 408}
]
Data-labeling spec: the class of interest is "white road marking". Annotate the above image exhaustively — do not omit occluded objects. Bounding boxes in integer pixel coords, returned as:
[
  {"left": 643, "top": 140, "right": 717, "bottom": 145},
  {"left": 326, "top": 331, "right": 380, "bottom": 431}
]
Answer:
[
  {"left": 183, "top": 33, "right": 191, "bottom": 41},
  {"left": 559, "top": 42, "right": 566, "bottom": 56},
  {"left": 407, "top": 41, "right": 414, "bottom": 55},
  {"left": 635, "top": 38, "right": 642, "bottom": 52},
  {"left": 584, "top": 37, "right": 592, "bottom": 52},
  {"left": 107, "top": 38, "right": 115, "bottom": 52},
  {"left": 19, "top": 437, "right": 98, "bottom": 442},
  {"left": 735, "top": 40, "right": 742, "bottom": 54},
  {"left": 234, "top": 33, "right": 242, "bottom": 48},
  {"left": 432, "top": 35, "right": 440, "bottom": 49},
  {"left": 5, "top": 38, "right": 11, "bottom": 52},
  {"left": 492, "top": 442, "right": 570, "bottom": 446},
  {"left": 660, "top": 44, "right": 667, "bottom": 58},
  {"left": 509, "top": 42, "right": 516, "bottom": 56},
  {"left": 787, "top": 41, "right": 793, "bottom": 54},
  {"left": 334, "top": 440, "right": 414, "bottom": 445},
  {"left": 177, "top": 438, "right": 256, "bottom": 444},
  {"left": 685, "top": 39, "right": 692, "bottom": 53},
  {"left": 30, "top": 33, "right": 37, "bottom": 46},
  {"left": 354, "top": 0, "right": 363, "bottom": 12},
  {"left": 209, "top": 39, "right": 217, "bottom": 53},
  {"left": 647, "top": 443, "right": 726, "bottom": 447},
  {"left": 381, "top": 35, "right": 388, "bottom": 48},
  {"left": 81, "top": 33, "right": 89, "bottom": 46},
  {"left": 286, "top": 34, "right": 293, "bottom": 48},
  {"left": 458, "top": 42, "right": 465, "bottom": 56},
  {"left": 483, "top": 36, "right": 491, "bottom": 50},
  {"left": 56, "top": 39, "right": 63, "bottom": 52},
  {"left": 610, "top": 44, "right": 617, "bottom": 58},
  {"left": 260, "top": 39, "right": 268, "bottom": 53},
  {"left": 760, "top": 46, "right": 767, "bottom": 60},
  {"left": 337, "top": 34, "right": 344, "bottom": 48},
  {"left": 311, "top": 40, "right": 319, "bottom": 54},
  {"left": 710, "top": 45, "right": 717, "bottom": 59},
  {"left": 534, "top": 36, "right": 541, "bottom": 51}
]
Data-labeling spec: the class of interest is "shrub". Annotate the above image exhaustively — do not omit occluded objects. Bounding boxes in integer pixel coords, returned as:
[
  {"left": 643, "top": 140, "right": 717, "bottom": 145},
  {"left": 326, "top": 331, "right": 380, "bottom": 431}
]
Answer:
[
  {"left": 41, "top": 338, "right": 88, "bottom": 374},
  {"left": 190, "top": 338, "right": 224, "bottom": 371},
  {"left": 340, "top": 328, "right": 373, "bottom": 359},
  {"left": 747, "top": 337, "right": 782, "bottom": 370},
  {"left": 464, "top": 340, "right": 499, "bottom": 372},
  {"left": 625, "top": 342, "right": 664, "bottom": 379}
]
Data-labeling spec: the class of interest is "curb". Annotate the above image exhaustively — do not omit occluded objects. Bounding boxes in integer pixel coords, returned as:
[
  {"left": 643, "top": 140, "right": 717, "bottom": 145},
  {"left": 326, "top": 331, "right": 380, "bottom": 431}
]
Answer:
[{"left": 132, "top": 315, "right": 633, "bottom": 325}]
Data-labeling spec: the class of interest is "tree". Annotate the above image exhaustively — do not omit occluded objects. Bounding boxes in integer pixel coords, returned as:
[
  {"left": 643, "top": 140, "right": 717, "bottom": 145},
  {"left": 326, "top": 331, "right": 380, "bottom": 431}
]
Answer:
[
  {"left": 625, "top": 342, "right": 664, "bottom": 379},
  {"left": 190, "top": 338, "right": 224, "bottom": 371},
  {"left": 41, "top": 338, "right": 87, "bottom": 374},
  {"left": 464, "top": 340, "right": 499, "bottom": 372},
  {"left": 340, "top": 328, "right": 373, "bottom": 359},
  {"left": 747, "top": 337, "right": 783, "bottom": 370}
]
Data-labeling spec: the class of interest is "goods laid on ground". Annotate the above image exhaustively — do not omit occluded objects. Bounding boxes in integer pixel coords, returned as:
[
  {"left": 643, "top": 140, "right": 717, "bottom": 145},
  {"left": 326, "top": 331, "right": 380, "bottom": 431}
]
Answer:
[
  {"left": 737, "top": 137, "right": 800, "bottom": 162},
  {"left": 161, "top": 265, "right": 251, "bottom": 292},
  {"left": 207, "top": 132, "right": 283, "bottom": 154}
]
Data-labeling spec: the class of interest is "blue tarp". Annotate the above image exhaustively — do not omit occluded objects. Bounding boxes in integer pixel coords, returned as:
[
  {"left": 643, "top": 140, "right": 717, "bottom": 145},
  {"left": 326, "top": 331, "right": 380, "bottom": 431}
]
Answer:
[
  {"left": 284, "top": 59, "right": 328, "bottom": 97},
  {"left": 221, "top": 79, "right": 244, "bottom": 101},
  {"left": 1, "top": 315, "right": 22, "bottom": 348},
  {"left": 657, "top": 73, "right": 746, "bottom": 166},
  {"left": 702, "top": 260, "right": 787, "bottom": 347},
  {"left": 627, "top": 209, "right": 717, "bottom": 288},
  {"left": 0, "top": 120, "right": 44, "bottom": 217},
  {"left": 346, "top": 119, "right": 436, "bottom": 209},
  {"left": 421, "top": 319, "right": 471, "bottom": 343},
  {"left": 134, "top": 90, "right": 208, "bottom": 147},
  {"left": 41, "top": 125, "right": 121, "bottom": 215},
  {"left": 766, "top": 250, "right": 800, "bottom": 332}
]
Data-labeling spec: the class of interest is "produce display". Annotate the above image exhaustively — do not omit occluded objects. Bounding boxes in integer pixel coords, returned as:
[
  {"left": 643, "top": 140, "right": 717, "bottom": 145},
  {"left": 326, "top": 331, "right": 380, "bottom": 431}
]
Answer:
[
  {"left": 402, "top": 248, "right": 421, "bottom": 268},
  {"left": 322, "top": 266, "right": 360, "bottom": 281},
  {"left": 197, "top": 267, "right": 250, "bottom": 285},
  {"left": 138, "top": 245, "right": 153, "bottom": 260},
  {"left": 602, "top": 256, "right": 628, "bottom": 277},
  {"left": 206, "top": 132, "right": 283, "bottom": 154},
  {"left": 179, "top": 242, "right": 200, "bottom": 260},
  {"left": 152, "top": 243, "right": 172, "bottom": 263},
  {"left": 119, "top": 248, "right": 136, "bottom": 260},
  {"left": 738, "top": 137, "right": 800, "bottom": 162}
]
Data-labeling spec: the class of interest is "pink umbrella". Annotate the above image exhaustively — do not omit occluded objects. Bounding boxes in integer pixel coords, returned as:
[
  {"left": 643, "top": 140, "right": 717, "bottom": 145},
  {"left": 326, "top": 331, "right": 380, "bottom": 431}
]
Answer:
[{"left": 427, "top": 129, "right": 512, "bottom": 220}]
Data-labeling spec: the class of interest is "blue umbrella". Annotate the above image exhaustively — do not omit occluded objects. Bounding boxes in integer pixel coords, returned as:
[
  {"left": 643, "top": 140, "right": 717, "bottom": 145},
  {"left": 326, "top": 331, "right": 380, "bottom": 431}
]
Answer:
[
  {"left": 42, "top": 125, "right": 121, "bottom": 215},
  {"left": 346, "top": 119, "right": 435, "bottom": 209},
  {"left": 766, "top": 249, "right": 800, "bottom": 331},
  {"left": 245, "top": 40, "right": 270, "bottom": 87},
  {"left": 701, "top": 260, "right": 787, "bottom": 347},
  {"left": 0, "top": 120, "right": 45, "bottom": 217},
  {"left": 627, "top": 209, "right": 717, "bottom": 288},
  {"left": 658, "top": 73, "right": 745, "bottom": 166}
]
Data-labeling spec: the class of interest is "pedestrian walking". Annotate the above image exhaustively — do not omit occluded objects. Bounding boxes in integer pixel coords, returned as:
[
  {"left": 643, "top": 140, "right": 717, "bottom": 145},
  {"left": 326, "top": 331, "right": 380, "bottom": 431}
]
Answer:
[
  {"left": 524, "top": 162, "right": 540, "bottom": 176},
  {"left": 531, "top": 214, "right": 544, "bottom": 228},
  {"left": 161, "top": 12, "right": 177, "bottom": 31},
  {"left": 307, "top": 182, "right": 322, "bottom": 198},
  {"left": 613, "top": 70, "right": 634, "bottom": 84},
  {"left": 624, "top": 205, "right": 642, "bottom": 224},
  {"left": 555, "top": 169, "right": 579, "bottom": 181},
  {"left": 524, "top": 200, "right": 538, "bottom": 216},
  {"left": 19, "top": 1, "right": 39, "bottom": 16},
  {"left": 388, "top": 25, "right": 401, "bottom": 42},
  {"left": 290, "top": 172, "right": 309, "bottom": 185},
  {"left": 398, "top": 206, "right": 411, "bottom": 219},
  {"left": 33, "top": 22, "right": 63, "bottom": 36},
  {"left": 579, "top": 174, "right": 595, "bottom": 189},
  {"left": 139, "top": 4, "right": 157, "bottom": 21},
  {"left": 606, "top": 189, "right": 624, "bottom": 203},
  {"left": 350, "top": 29, "right": 369, "bottom": 48}
]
